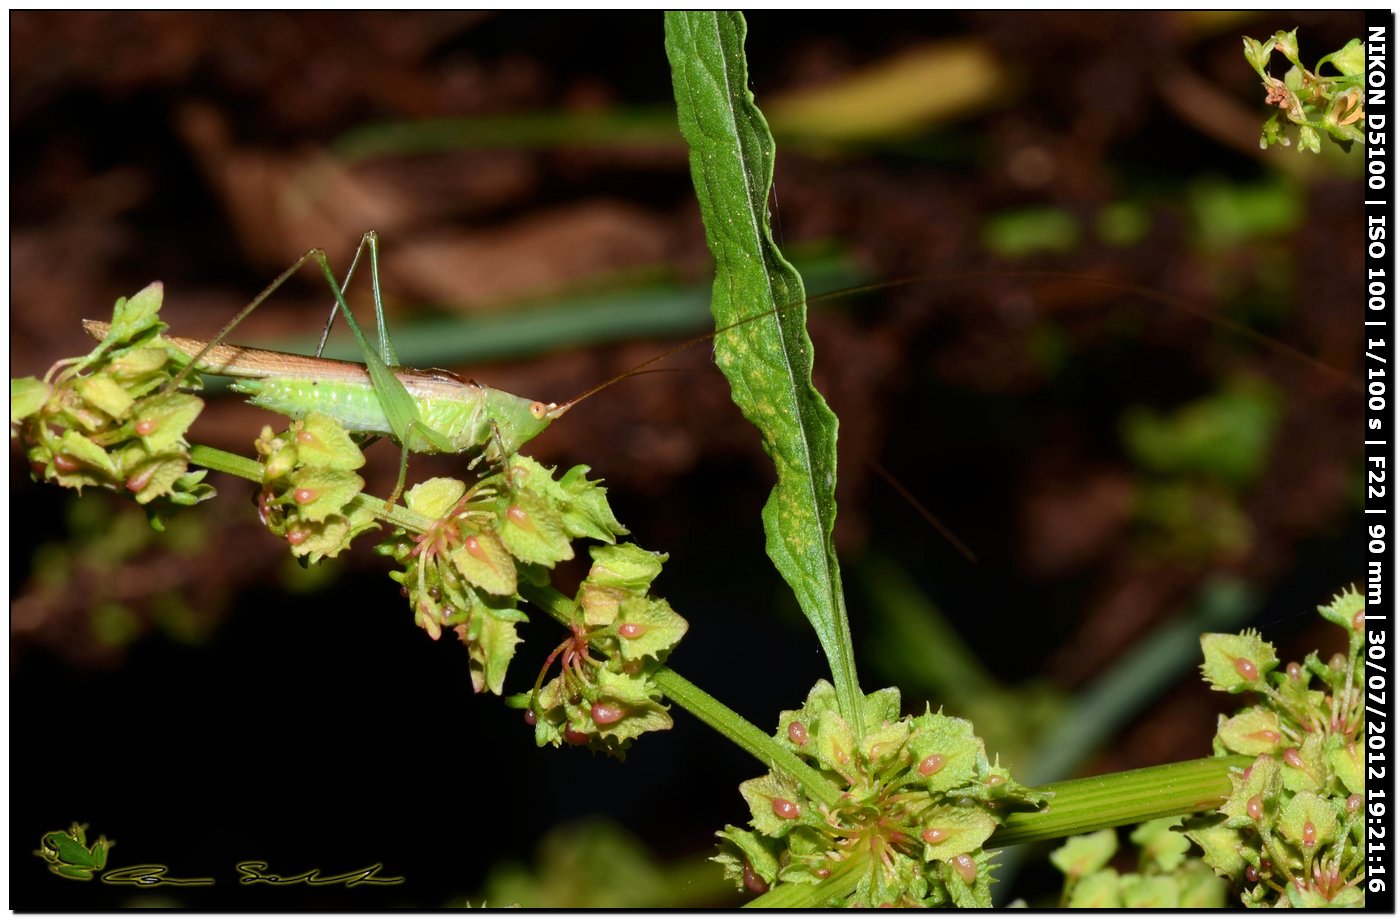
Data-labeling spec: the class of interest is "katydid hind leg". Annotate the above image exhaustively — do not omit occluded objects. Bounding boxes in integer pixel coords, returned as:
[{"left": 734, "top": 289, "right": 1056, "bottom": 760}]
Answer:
[
  {"left": 306, "top": 247, "right": 426, "bottom": 453},
  {"left": 157, "top": 236, "right": 424, "bottom": 451},
  {"left": 314, "top": 231, "right": 375, "bottom": 359},
  {"left": 366, "top": 231, "right": 400, "bottom": 368},
  {"left": 312, "top": 230, "right": 400, "bottom": 369}
]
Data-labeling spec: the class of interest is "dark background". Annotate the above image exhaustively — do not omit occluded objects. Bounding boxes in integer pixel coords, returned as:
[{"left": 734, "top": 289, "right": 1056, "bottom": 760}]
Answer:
[{"left": 11, "top": 11, "right": 1366, "bottom": 907}]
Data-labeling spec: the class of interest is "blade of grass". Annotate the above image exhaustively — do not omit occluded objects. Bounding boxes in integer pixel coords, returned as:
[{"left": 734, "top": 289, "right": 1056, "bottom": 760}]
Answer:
[
  {"left": 256, "top": 251, "right": 862, "bottom": 369},
  {"left": 664, "top": 11, "right": 863, "bottom": 730},
  {"left": 330, "top": 109, "right": 681, "bottom": 162}
]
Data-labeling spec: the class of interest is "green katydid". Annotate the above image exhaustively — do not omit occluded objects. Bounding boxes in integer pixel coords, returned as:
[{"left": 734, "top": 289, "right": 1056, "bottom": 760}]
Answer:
[{"left": 83, "top": 231, "right": 572, "bottom": 507}]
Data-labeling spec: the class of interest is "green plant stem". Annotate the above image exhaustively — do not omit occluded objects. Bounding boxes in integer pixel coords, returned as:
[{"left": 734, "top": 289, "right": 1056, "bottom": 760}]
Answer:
[
  {"left": 520, "top": 569, "right": 1246, "bottom": 849},
  {"left": 744, "top": 844, "right": 871, "bottom": 908},
  {"left": 518, "top": 582, "right": 843, "bottom": 810},
  {"left": 987, "top": 755, "right": 1249, "bottom": 848},
  {"left": 652, "top": 668, "right": 842, "bottom": 810},
  {"left": 188, "top": 443, "right": 262, "bottom": 483},
  {"left": 188, "top": 442, "right": 428, "bottom": 532}
]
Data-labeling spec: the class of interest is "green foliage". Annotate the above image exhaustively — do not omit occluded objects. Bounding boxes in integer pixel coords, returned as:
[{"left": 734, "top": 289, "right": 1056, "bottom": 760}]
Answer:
[
  {"left": 475, "top": 818, "right": 734, "bottom": 908},
  {"left": 1198, "top": 629, "right": 1279, "bottom": 694},
  {"left": 20, "top": 494, "right": 223, "bottom": 657},
  {"left": 716, "top": 681, "right": 1045, "bottom": 907},
  {"left": 1050, "top": 829, "right": 1117, "bottom": 879},
  {"left": 982, "top": 206, "right": 1081, "bottom": 258},
  {"left": 665, "top": 11, "right": 861, "bottom": 725},
  {"left": 1051, "top": 820, "right": 1229, "bottom": 908},
  {"left": 16, "top": 18, "right": 1355, "bottom": 910},
  {"left": 1185, "top": 587, "right": 1366, "bottom": 906},
  {"left": 1096, "top": 201, "right": 1152, "bottom": 247},
  {"left": 1123, "top": 377, "right": 1281, "bottom": 488},
  {"left": 1243, "top": 29, "right": 1364, "bottom": 154},
  {"left": 374, "top": 456, "right": 674, "bottom": 725},
  {"left": 1122, "top": 376, "right": 1281, "bottom": 561},
  {"left": 1188, "top": 178, "right": 1304, "bottom": 248}
]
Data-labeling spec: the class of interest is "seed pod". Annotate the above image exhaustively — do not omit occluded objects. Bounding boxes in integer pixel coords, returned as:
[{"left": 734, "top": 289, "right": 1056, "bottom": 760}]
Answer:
[
  {"left": 950, "top": 854, "right": 977, "bottom": 885},
  {"left": 771, "top": 797, "right": 800, "bottom": 820},
  {"left": 590, "top": 701, "right": 624, "bottom": 725}
]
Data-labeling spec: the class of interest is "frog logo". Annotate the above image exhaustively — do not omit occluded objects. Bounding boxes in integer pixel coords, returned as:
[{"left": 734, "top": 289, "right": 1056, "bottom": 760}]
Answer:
[{"left": 35, "top": 822, "right": 112, "bottom": 880}]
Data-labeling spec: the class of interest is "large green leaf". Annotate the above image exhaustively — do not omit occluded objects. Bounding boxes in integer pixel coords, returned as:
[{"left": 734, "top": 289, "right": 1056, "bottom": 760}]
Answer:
[{"left": 664, "top": 12, "right": 861, "bottom": 724}]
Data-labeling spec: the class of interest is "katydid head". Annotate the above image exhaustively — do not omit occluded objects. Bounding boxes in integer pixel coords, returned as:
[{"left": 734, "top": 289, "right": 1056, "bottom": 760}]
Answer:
[{"left": 485, "top": 390, "right": 567, "bottom": 459}]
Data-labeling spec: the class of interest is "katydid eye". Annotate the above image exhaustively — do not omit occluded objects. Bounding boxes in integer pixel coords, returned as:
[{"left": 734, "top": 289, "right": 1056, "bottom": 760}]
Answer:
[{"left": 529, "top": 401, "right": 548, "bottom": 420}]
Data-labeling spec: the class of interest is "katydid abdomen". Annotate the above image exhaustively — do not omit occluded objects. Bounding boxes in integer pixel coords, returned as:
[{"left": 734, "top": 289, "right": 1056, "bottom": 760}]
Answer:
[{"left": 231, "top": 375, "right": 494, "bottom": 455}]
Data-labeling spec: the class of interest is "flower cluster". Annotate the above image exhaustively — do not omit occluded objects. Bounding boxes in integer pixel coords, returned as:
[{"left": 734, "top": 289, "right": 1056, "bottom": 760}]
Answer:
[
  {"left": 1185, "top": 587, "right": 1365, "bottom": 907},
  {"left": 1243, "top": 29, "right": 1363, "bottom": 154},
  {"left": 11, "top": 283, "right": 213, "bottom": 524},
  {"left": 522, "top": 543, "right": 688, "bottom": 759},
  {"left": 377, "top": 454, "right": 687, "bottom": 735},
  {"left": 253, "top": 412, "right": 379, "bottom": 563},
  {"left": 715, "top": 682, "right": 1045, "bottom": 907}
]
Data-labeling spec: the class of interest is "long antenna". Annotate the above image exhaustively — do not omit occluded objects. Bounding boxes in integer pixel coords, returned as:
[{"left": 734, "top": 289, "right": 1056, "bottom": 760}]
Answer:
[
  {"left": 552, "top": 276, "right": 946, "bottom": 414},
  {"left": 551, "top": 267, "right": 1362, "bottom": 416},
  {"left": 867, "top": 457, "right": 978, "bottom": 563}
]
